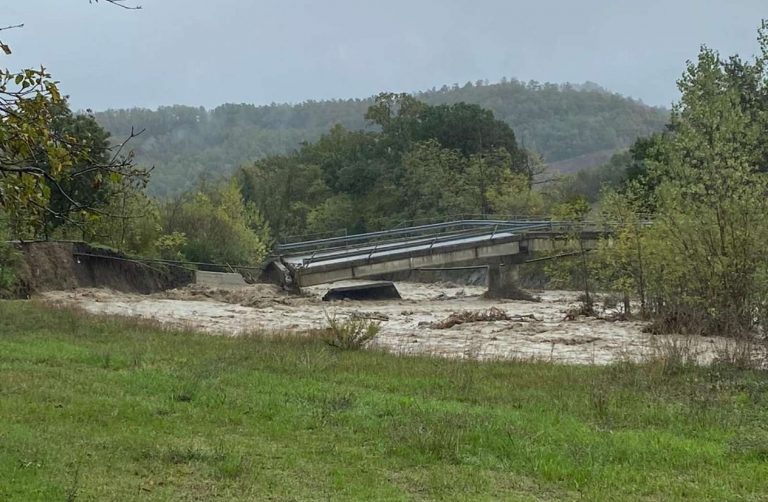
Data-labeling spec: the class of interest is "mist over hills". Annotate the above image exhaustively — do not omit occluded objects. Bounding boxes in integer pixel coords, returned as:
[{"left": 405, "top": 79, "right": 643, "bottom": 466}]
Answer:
[{"left": 94, "top": 79, "right": 668, "bottom": 196}]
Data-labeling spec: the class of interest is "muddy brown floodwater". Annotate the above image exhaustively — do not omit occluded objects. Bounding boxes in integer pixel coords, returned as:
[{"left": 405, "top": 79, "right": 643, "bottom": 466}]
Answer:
[{"left": 41, "top": 280, "right": 734, "bottom": 365}]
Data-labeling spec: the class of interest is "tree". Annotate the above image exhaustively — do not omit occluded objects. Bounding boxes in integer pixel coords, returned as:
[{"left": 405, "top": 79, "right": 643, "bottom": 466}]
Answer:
[
  {"left": 238, "top": 155, "right": 329, "bottom": 239},
  {"left": 597, "top": 23, "right": 768, "bottom": 336},
  {"left": 299, "top": 125, "right": 386, "bottom": 196},
  {"left": 549, "top": 197, "right": 595, "bottom": 312},
  {"left": 643, "top": 39, "right": 768, "bottom": 335},
  {"left": 620, "top": 133, "right": 671, "bottom": 211},
  {"left": 83, "top": 182, "right": 161, "bottom": 255},
  {"left": 162, "top": 180, "right": 271, "bottom": 265},
  {"left": 364, "top": 92, "right": 426, "bottom": 133},
  {"left": 400, "top": 140, "right": 472, "bottom": 220},
  {"left": 40, "top": 107, "right": 116, "bottom": 235},
  {"left": 464, "top": 147, "right": 537, "bottom": 215},
  {"left": 306, "top": 195, "right": 357, "bottom": 236},
  {"left": 485, "top": 169, "right": 546, "bottom": 216},
  {"left": 237, "top": 95, "right": 536, "bottom": 238},
  {"left": 93, "top": 82, "right": 667, "bottom": 199},
  {"left": 415, "top": 103, "right": 526, "bottom": 167},
  {"left": 0, "top": 3, "right": 148, "bottom": 239},
  {"left": 592, "top": 189, "right": 648, "bottom": 315},
  {"left": 366, "top": 93, "right": 528, "bottom": 174}
]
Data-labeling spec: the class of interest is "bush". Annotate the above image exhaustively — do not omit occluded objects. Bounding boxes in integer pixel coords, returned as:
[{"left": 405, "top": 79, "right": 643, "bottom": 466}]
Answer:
[
  {"left": 322, "top": 312, "right": 381, "bottom": 350},
  {"left": 161, "top": 180, "right": 271, "bottom": 265}
]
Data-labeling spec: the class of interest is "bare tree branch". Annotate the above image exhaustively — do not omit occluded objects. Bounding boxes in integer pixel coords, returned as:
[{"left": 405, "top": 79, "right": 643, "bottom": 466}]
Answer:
[
  {"left": 0, "top": 24, "right": 24, "bottom": 32},
  {"left": 91, "top": 0, "right": 142, "bottom": 10}
]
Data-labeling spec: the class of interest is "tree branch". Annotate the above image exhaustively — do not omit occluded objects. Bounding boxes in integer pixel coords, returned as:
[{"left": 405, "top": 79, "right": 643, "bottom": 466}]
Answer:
[{"left": 91, "top": 0, "right": 142, "bottom": 10}]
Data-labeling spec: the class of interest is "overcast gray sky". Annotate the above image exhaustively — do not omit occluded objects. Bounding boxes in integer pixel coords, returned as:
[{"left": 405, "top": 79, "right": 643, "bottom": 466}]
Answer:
[{"left": 3, "top": 1, "right": 766, "bottom": 111}]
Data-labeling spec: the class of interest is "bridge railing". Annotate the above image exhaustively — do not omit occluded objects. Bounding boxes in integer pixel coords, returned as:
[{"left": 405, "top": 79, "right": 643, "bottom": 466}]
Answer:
[
  {"left": 276, "top": 220, "right": 556, "bottom": 256},
  {"left": 291, "top": 224, "right": 553, "bottom": 267},
  {"left": 389, "top": 214, "right": 556, "bottom": 229},
  {"left": 271, "top": 218, "right": 645, "bottom": 273},
  {"left": 275, "top": 219, "right": 619, "bottom": 260},
  {"left": 279, "top": 214, "right": 557, "bottom": 245},
  {"left": 268, "top": 217, "right": 653, "bottom": 276}
]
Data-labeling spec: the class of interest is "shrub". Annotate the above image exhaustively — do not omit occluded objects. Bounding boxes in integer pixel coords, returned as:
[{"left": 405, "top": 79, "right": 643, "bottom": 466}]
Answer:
[
  {"left": 161, "top": 180, "right": 271, "bottom": 266},
  {"left": 322, "top": 312, "right": 381, "bottom": 350}
]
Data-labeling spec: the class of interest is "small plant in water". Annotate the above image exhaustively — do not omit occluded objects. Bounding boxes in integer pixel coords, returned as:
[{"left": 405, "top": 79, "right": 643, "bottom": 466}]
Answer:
[{"left": 323, "top": 311, "right": 381, "bottom": 350}]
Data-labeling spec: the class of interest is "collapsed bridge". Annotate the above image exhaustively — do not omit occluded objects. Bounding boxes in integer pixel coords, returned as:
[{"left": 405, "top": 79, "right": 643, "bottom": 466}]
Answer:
[{"left": 269, "top": 219, "right": 609, "bottom": 296}]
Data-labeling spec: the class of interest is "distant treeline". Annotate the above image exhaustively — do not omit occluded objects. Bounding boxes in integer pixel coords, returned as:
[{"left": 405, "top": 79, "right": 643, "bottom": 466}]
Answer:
[{"left": 95, "top": 79, "right": 668, "bottom": 196}]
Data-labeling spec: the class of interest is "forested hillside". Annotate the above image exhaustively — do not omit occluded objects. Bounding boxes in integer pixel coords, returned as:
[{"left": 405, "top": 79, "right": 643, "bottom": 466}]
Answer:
[
  {"left": 238, "top": 94, "right": 531, "bottom": 239},
  {"left": 95, "top": 79, "right": 668, "bottom": 196}
]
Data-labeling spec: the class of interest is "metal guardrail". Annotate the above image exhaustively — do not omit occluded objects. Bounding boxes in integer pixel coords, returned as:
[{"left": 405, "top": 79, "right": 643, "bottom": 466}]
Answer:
[
  {"left": 290, "top": 226, "right": 522, "bottom": 267},
  {"left": 276, "top": 219, "right": 614, "bottom": 263},
  {"left": 277, "top": 220, "right": 551, "bottom": 255},
  {"left": 278, "top": 215, "right": 559, "bottom": 249}
]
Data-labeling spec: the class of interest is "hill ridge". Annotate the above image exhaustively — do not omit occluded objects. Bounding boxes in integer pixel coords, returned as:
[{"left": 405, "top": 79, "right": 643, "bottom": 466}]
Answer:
[{"left": 94, "top": 79, "right": 668, "bottom": 196}]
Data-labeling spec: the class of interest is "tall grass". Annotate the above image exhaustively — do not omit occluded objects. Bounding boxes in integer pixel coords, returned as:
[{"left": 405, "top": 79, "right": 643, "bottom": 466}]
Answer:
[{"left": 1, "top": 301, "right": 767, "bottom": 500}]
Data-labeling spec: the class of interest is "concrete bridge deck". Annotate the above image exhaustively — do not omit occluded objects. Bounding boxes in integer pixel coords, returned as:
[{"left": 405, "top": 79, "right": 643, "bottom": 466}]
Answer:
[{"left": 272, "top": 220, "right": 608, "bottom": 293}]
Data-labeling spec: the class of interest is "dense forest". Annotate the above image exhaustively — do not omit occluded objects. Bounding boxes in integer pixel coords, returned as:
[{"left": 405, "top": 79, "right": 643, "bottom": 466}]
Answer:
[{"left": 95, "top": 79, "right": 668, "bottom": 196}]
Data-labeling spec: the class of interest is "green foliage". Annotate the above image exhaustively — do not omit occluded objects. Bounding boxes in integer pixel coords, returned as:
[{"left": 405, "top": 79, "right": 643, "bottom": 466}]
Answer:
[
  {"left": 592, "top": 190, "right": 648, "bottom": 315},
  {"left": 238, "top": 155, "right": 329, "bottom": 239},
  {"left": 464, "top": 147, "right": 525, "bottom": 214},
  {"left": 161, "top": 180, "right": 271, "bottom": 265},
  {"left": 555, "top": 150, "right": 632, "bottom": 203},
  {"left": 80, "top": 184, "right": 161, "bottom": 255},
  {"left": 2, "top": 104, "right": 119, "bottom": 238},
  {"left": 0, "top": 67, "right": 62, "bottom": 234},
  {"left": 592, "top": 23, "right": 768, "bottom": 336},
  {"left": 367, "top": 93, "right": 526, "bottom": 165},
  {"left": 400, "top": 140, "right": 472, "bottom": 219},
  {"left": 0, "top": 10, "right": 150, "bottom": 242},
  {"left": 486, "top": 168, "right": 547, "bottom": 216},
  {"left": 552, "top": 196, "right": 591, "bottom": 222},
  {"left": 154, "top": 231, "right": 187, "bottom": 261},
  {"left": 647, "top": 37, "right": 768, "bottom": 335},
  {"left": 239, "top": 98, "right": 543, "bottom": 238},
  {"left": 95, "top": 81, "right": 668, "bottom": 197},
  {"left": 0, "top": 68, "right": 148, "bottom": 239},
  {"left": 622, "top": 133, "right": 670, "bottom": 207},
  {"left": 40, "top": 108, "right": 113, "bottom": 235},
  {"left": 322, "top": 312, "right": 381, "bottom": 350},
  {"left": 544, "top": 197, "right": 597, "bottom": 310},
  {"left": 305, "top": 194, "right": 356, "bottom": 236}
]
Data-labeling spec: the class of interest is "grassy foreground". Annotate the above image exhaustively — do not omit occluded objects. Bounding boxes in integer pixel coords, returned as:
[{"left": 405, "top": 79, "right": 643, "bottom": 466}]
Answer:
[{"left": 1, "top": 302, "right": 767, "bottom": 501}]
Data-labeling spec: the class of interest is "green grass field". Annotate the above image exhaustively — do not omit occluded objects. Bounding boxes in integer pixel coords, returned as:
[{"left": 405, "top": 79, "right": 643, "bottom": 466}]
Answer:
[{"left": 1, "top": 301, "right": 768, "bottom": 501}]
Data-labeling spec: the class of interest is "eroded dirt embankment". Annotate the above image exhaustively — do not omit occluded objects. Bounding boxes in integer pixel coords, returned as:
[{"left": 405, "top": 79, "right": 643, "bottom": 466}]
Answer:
[
  {"left": 14, "top": 242, "right": 193, "bottom": 297},
  {"left": 40, "top": 281, "right": 737, "bottom": 365}
]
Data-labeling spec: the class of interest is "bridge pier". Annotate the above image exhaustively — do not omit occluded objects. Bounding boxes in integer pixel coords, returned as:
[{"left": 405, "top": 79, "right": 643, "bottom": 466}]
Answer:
[{"left": 486, "top": 256, "right": 536, "bottom": 301}]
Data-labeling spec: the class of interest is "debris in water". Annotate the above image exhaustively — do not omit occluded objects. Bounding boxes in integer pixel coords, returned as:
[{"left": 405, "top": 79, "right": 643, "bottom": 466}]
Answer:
[
  {"left": 429, "top": 307, "right": 539, "bottom": 329},
  {"left": 322, "top": 282, "right": 401, "bottom": 301},
  {"left": 348, "top": 311, "right": 390, "bottom": 322}
]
